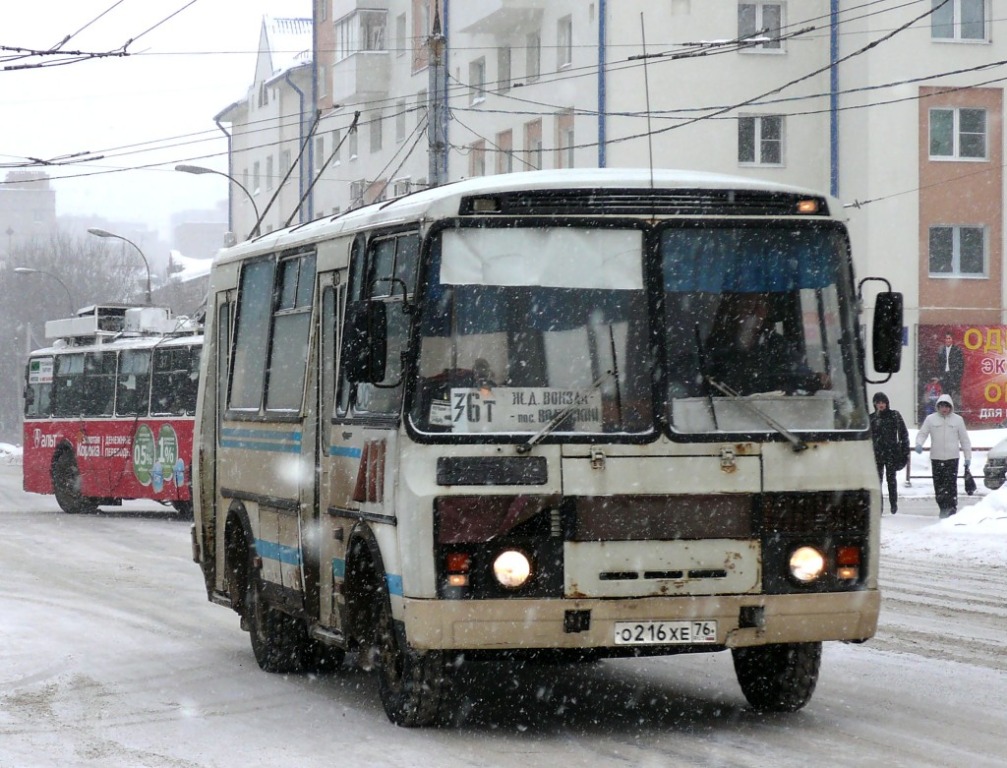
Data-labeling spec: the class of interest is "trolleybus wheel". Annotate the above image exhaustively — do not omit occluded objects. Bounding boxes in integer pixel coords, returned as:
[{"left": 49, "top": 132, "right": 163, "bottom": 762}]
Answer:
[
  {"left": 245, "top": 550, "right": 311, "bottom": 673},
  {"left": 52, "top": 450, "right": 98, "bottom": 515},
  {"left": 731, "top": 641, "right": 821, "bottom": 712},
  {"left": 373, "top": 579, "right": 453, "bottom": 727}
]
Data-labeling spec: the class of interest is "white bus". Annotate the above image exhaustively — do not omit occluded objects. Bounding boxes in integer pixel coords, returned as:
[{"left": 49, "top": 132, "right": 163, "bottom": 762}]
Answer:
[{"left": 191, "top": 169, "right": 903, "bottom": 726}]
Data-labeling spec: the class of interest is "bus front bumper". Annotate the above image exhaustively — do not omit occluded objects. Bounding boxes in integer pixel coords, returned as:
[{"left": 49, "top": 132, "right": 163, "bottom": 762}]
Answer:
[{"left": 400, "top": 590, "right": 880, "bottom": 651}]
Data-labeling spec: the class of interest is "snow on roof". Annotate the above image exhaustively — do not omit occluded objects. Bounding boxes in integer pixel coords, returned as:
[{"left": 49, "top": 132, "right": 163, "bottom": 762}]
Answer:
[
  {"left": 263, "top": 15, "right": 312, "bottom": 81},
  {"left": 168, "top": 250, "right": 212, "bottom": 284}
]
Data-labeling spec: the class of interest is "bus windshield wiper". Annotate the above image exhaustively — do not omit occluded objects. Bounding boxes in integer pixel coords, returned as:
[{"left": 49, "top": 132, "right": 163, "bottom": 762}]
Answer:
[
  {"left": 516, "top": 369, "right": 614, "bottom": 454},
  {"left": 705, "top": 377, "right": 808, "bottom": 453}
]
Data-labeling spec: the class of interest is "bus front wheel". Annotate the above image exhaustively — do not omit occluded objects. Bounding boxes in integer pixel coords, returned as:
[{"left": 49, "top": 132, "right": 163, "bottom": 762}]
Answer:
[
  {"left": 732, "top": 641, "right": 821, "bottom": 713},
  {"left": 52, "top": 450, "right": 98, "bottom": 515},
  {"left": 373, "top": 580, "right": 453, "bottom": 727}
]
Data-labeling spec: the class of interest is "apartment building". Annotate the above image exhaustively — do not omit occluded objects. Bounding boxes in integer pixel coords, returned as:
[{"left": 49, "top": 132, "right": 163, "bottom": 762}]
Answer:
[{"left": 220, "top": 0, "right": 1004, "bottom": 424}]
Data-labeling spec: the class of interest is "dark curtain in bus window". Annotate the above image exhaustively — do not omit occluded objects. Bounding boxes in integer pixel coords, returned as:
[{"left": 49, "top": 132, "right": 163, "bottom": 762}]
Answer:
[
  {"left": 116, "top": 349, "right": 151, "bottom": 416},
  {"left": 230, "top": 260, "right": 275, "bottom": 410},
  {"left": 152, "top": 346, "right": 198, "bottom": 415},
  {"left": 83, "top": 351, "right": 116, "bottom": 416},
  {"left": 53, "top": 353, "right": 85, "bottom": 417},
  {"left": 266, "top": 253, "right": 316, "bottom": 411}
]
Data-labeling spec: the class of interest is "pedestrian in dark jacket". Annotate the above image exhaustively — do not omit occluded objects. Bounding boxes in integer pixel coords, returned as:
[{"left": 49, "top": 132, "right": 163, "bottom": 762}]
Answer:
[{"left": 870, "top": 391, "right": 910, "bottom": 514}]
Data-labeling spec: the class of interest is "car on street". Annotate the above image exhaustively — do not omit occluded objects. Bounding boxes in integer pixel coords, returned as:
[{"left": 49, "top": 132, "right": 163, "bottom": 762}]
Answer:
[{"left": 983, "top": 437, "right": 1007, "bottom": 490}]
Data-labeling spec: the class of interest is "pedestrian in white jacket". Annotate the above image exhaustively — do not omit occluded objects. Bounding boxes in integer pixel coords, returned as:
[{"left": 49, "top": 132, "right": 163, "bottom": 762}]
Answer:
[{"left": 915, "top": 394, "right": 972, "bottom": 518}]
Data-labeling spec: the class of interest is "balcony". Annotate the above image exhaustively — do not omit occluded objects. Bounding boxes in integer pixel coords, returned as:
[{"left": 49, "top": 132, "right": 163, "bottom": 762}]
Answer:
[
  {"left": 332, "top": 51, "right": 390, "bottom": 104},
  {"left": 453, "top": 0, "right": 545, "bottom": 35}
]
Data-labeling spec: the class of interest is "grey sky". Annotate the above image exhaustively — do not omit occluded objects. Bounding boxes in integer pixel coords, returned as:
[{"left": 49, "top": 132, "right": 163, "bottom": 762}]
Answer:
[{"left": 2, "top": 1, "right": 309, "bottom": 236}]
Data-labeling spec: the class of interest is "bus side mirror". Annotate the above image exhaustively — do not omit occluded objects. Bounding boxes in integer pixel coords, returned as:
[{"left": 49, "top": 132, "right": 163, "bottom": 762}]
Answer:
[
  {"left": 23, "top": 386, "right": 34, "bottom": 407},
  {"left": 341, "top": 300, "right": 387, "bottom": 384},
  {"left": 872, "top": 292, "right": 903, "bottom": 374}
]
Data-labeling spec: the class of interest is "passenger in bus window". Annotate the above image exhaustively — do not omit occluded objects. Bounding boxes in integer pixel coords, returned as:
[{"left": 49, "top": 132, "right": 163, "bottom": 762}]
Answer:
[{"left": 705, "top": 292, "right": 830, "bottom": 396}]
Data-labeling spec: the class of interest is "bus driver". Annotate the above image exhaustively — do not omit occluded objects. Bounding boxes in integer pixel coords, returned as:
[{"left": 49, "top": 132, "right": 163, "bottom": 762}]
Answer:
[{"left": 705, "top": 292, "right": 831, "bottom": 396}]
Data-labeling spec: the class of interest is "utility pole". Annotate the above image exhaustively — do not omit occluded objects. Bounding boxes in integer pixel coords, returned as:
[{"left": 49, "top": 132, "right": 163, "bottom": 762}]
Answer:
[{"left": 427, "top": 5, "right": 448, "bottom": 187}]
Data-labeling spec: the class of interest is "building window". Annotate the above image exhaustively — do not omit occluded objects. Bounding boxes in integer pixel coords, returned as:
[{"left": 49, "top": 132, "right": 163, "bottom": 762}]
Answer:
[
  {"left": 349, "top": 127, "right": 358, "bottom": 160},
  {"left": 258, "top": 82, "right": 269, "bottom": 108},
  {"left": 315, "top": 136, "right": 326, "bottom": 173},
  {"left": 396, "top": 13, "right": 407, "bottom": 57},
  {"left": 738, "top": 115, "right": 783, "bottom": 165},
  {"left": 396, "top": 99, "right": 407, "bottom": 142},
  {"left": 331, "top": 129, "right": 341, "bottom": 165},
  {"left": 526, "top": 32, "right": 541, "bottom": 82},
  {"left": 416, "top": 89, "right": 428, "bottom": 126},
  {"left": 281, "top": 150, "right": 291, "bottom": 179},
  {"left": 738, "top": 2, "right": 783, "bottom": 51},
  {"left": 412, "top": 0, "right": 431, "bottom": 72},
  {"left": 335, "top": 10, "right": 387, "bottom": 61},
  {"left": 929, "top": 225, "right": 987, "bottom": 276},
  {"left": 266, "top": 155, "right": 274, "bottom": 190},
  {"left": 370, "top": 112, "right": 383, "bottom": 152},
  {"left": 524, "top": 119, "right": 543, "bottom": 170},
  {"left": 253, "top": 161, "right": 261, "bottom": 194},
  {"left": 930, "top": 107, "right": 987, "bottom": 159},
  {"left": 469, "top": 141, "right": 486, "bottom": 177},
  {"left": 318, "top": 66, "right": 328, "bottom": 99},
  {"left": 497, "top": 46, "right": 512, "bottom": 93},
  {"left": 556, "top": 110, "right": 575, "bottom": 168},
  {"left": 557, "top": 16, "right": 573, "bottom": 69},
  {"left": 932, "top": 0, "right": 987, "bottom": 41},
  {"left": 469, "top": 57, "right": 486, "bottom": 105},
  {"left": 496, "top": 129, "right": 513, "bottom": 174}
]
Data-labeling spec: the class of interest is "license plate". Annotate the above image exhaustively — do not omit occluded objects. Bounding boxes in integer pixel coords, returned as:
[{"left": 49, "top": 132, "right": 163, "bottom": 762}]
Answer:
[{"left": 613, "top": 620, "right": 718, "bottom": 645}]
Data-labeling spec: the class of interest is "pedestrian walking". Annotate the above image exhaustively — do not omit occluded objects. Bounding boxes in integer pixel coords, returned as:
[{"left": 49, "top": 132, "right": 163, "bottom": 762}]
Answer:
[
  {"left": 870, "top": 392, "right": 910, "bottom": 514},
  {"left": 915, "top": 394, "right": 972, "bottom": 518}
]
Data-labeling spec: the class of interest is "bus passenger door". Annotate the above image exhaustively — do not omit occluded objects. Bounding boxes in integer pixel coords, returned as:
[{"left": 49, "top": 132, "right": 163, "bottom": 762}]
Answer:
[{"left": 316, "top": 272, "right": 349, "bottom": 629}]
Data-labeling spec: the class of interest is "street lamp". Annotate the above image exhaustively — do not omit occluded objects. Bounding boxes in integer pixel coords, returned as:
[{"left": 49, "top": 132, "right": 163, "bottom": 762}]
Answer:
[
  {"left": 14, "top": 267, "right": 75, "bottom": 315},
  {"left": 87, "top": 227, "right": 152, "bottom": 305},
  {"left": 175, "top": 164, "right": 261, "bottom": 239}
]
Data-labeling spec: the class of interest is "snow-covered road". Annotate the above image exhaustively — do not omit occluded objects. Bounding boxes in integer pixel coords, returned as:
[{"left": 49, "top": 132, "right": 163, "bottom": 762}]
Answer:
[{"left": 1, "top": 465, "right": 1005, "bottom": 767}]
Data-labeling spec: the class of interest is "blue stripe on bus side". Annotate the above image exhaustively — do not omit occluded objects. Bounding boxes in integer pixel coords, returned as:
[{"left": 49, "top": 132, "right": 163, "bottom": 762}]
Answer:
[
  {"left": 328, "top": 445, "right": 362, "bottom": 458},
  {"left": 331, "top": 558, "right": 402, "bottom": 597},
  {"left": 255, "top": 539, "right": 302, "bottom": 566},
  {"left": 220, "top": 427, "right": 301, "bottom": 454}
]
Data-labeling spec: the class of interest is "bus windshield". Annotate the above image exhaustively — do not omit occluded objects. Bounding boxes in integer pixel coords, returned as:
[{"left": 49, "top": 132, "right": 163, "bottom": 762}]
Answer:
[
  {"left": 660, "top": 223, "right": 868, "bottom": 433},
  {"left": 411, "top": 225, "right": 653, "bottom": 436}
]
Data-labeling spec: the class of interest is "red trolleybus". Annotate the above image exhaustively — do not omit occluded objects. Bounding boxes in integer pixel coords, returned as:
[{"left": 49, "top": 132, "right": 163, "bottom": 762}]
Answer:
[{"left": 23, "top": 304, "right": 202, "bottom": 515}]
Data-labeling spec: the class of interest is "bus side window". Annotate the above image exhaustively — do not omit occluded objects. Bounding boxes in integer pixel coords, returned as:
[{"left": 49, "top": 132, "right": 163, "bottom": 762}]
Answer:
[
  {"left": 117, "top": 349, "right": 151, "bottom": 416},
  {"left": 84, "top": 351, "right": 117, "bottom": 416},
  {"left": 53, "top": 353, "right": 85, "bottom": 417}
]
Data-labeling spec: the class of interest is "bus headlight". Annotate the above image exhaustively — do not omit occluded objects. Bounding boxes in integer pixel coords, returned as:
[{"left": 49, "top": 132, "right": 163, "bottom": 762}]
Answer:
[
  {"left": 789, "top": 546, "right": 826, "bottom": 583},
  {"left": 493, "top": 549, "right": 532, "bottom": 588}
]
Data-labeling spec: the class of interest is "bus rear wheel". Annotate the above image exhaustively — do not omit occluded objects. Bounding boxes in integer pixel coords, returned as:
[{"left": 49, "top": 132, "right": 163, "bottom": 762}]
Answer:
[
  {"left": 732, "top": 641, "right": 822, "bottom": 712},
  {"left": 373, "top": 582, "right": 453, "bottom": 727},
  {"left": 52, "top": 450, "right": 98, "bottom": 515},
  {"left": 245, "top": 550, "right": 311, "bottom": 673}
]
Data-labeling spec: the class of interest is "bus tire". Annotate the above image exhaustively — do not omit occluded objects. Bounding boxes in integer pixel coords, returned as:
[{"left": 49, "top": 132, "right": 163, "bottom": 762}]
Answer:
[
  {"left": 731, "top": 641, "right": 821, "bottom": 713},
  {"left": 52, "top": 450, "right": 98, "bottom": 515},
  {"left": 373, "top": 585, "right": 453, "bottom": 727},
  {"left": 172, "top": 501, "right": 194, "bottom": 519},
  {"left": 245, "top": 549, "right": 310, "bottom": 674}
]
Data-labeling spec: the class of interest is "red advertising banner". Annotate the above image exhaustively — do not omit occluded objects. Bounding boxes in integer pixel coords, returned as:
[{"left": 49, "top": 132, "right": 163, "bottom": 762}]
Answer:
[{"left": 918, "top": 324, "right": 1007, "bottom": 428}]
